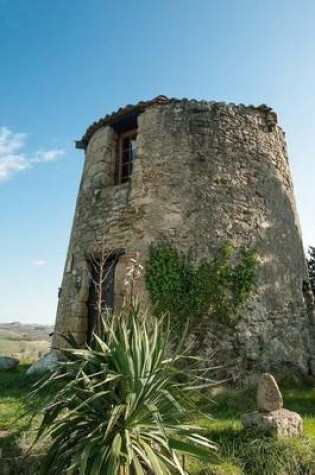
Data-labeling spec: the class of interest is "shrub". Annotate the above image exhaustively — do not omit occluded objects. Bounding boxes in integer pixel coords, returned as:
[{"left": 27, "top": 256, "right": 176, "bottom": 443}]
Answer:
[
  {"left": 145, "top": 241, "right": 257, "bottom": 331},
  {"left": 31, "top": 304, "right": 219, "bottom": 475}
]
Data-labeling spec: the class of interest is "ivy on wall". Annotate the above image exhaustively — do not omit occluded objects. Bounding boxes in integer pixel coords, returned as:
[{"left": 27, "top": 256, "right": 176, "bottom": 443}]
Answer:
[{"left": 145, "top": 240, "right": 257, "bottom": 331}]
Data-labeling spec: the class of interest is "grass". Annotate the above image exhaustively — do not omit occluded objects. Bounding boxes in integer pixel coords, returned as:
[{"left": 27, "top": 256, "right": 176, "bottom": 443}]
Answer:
[
  {"left": 0, "top": 362, "right": 43, "bottom": 474},
  {"left": 0, "top": 362, "right": 31, "bottom": 428},
  {"left": 0, "top": 335, "right": 50, "bottom": 360},
  {"left": 0, "top": 365, "right": 314, "bottom": 474},
  {"left": 188, "top": 381, "right": 315, "bottom": 475}
]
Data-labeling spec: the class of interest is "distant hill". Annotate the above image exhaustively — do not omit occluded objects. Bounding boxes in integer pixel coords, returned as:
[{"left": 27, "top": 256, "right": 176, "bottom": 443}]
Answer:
[
  {"left": 0, "top": 322, "right": 54, "bottom": 359},
  {"left": 0, "top": 322, "right": 54, "bottom": 342}
]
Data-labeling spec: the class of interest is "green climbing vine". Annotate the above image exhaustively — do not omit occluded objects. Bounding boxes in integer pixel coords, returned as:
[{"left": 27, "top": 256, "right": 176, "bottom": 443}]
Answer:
[{"left": 145, "top": 240, "right": 258, "bottom": 331}]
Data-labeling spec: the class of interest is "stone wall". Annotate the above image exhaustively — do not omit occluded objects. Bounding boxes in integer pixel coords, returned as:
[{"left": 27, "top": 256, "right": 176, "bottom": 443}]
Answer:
[{"left": 53, "top": 98, "right": 314, "bottom": 378}]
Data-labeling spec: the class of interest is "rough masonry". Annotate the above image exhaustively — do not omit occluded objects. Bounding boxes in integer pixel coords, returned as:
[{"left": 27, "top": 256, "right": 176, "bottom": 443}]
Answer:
[{"left": 52, "top": 95, "right": 315, "bottom": 378}]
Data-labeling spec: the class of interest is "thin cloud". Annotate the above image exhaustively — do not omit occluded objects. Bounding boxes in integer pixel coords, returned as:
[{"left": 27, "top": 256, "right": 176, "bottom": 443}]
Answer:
[
  {"left": 0, "top": 126, "right": 65, "bottom": 181},
  {"left": 32, "top": 259, "right": 47, "bottom": 267},
  {"left": 34, "top": 149, "right": 65, "bottom": 162}
]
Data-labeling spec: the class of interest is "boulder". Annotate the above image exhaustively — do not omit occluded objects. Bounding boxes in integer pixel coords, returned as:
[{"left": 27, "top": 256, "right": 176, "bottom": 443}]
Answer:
[
  {"left": 0, "top": 356, "right": 19, "bottom": 371},
  {"left": 241, "top": 408, "right": 303, "bottom": 437},
  {"left": 26, "top": 352, "right": 58, "bottom": 377},
  {"left": 257, "top": 373, "right": 283, "bottom": 412}
]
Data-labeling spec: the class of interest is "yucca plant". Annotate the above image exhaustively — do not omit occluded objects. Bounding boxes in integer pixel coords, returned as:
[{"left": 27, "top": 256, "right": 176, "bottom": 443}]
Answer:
[{"left": 32, "top": 304, "right": 219, "bottom": 474}]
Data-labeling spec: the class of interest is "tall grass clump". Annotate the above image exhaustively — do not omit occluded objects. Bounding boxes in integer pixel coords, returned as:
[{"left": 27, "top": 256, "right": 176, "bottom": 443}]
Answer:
[
  {"left": 209, "top": 429, "right": 315, "bottom": 475},
  {"left": 31, "top": 302, "right": 219, "bottom": 475}
]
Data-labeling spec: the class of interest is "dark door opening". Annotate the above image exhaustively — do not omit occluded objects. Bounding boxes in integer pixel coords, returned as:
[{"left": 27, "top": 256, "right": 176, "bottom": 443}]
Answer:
[{"left": 86, "top": 249, "right": 124, "bottom": 344}]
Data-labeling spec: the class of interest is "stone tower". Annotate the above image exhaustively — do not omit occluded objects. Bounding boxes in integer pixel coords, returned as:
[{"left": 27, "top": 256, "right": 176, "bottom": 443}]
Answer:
[{"left": 53, "top": 96, "right": 314, "bottom": 377}]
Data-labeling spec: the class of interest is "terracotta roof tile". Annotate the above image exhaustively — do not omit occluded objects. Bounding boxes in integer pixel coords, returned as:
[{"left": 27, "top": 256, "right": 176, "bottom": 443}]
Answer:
[
  {"left": 76, "top": 95, "right": 171, "bottom": 149},
  {"left": 75, "top": 96, "right": 277, "bottom": 149}
]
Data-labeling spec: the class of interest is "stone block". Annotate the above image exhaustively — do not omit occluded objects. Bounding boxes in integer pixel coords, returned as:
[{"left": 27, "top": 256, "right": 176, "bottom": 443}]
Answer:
[
  {"left": 69, "top": 316, "right": 88, "bottom": 333},
  {"left": 245, "top": 339, "right": 261, "bottom": 361},
  {"left": 71, "top": 331, "right": 88, "bottom": 346},
  {"left": 75, "top": 302, "right": 88, "bottom": 319},
  {"left": 77, "top": 279, "right": 90, "bottom": 303},
  {"left": 257, "top": 373, "right": 283, "bottom": 412},
  {"left": 241, "top": 409, "right": 303, "bottom": 437}
]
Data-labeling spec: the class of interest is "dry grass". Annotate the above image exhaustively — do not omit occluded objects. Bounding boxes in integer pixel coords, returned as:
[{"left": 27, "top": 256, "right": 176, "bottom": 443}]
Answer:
[
  {"left": 0, "top": 336, "right": 50, "bottom": 360},
  {"left": 0, "top": 322, "right": 52, "bottom": 361}
]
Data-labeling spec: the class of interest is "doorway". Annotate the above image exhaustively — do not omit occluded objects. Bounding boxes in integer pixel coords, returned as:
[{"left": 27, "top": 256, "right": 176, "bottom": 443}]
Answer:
[{"left": 86, "top": 249, "right": 124, "bottom": 343}]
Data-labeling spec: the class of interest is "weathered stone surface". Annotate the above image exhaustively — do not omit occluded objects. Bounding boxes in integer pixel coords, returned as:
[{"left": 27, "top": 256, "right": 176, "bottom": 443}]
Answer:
[
  {"left": 0, "top": 356, "right": 19, "bottom": 371},
  {"left": 309, "top": 357, "right": 315, "bottom": 376},
  {"left": 242, "top": 372, "right": 303, "bottom": 437},
  {"left": 241, "top": 408, "right": 303, "bottom": 437},
  {"left": 26, "top": 352, "right": 58, "bottom": 377},
  {"left": 257, "top": 373, "right": 283, "bottom": 412},
  {"left": 52, "top": 97, "right": 314, "bottom": 376}
]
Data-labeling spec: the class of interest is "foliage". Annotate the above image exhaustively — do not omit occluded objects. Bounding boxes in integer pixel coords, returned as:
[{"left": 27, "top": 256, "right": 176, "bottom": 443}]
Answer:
[
  {"left": 206, "top": 428, "right": 315, "bottom": 475},
  {"left": 0, "top": 362, "right": 42, "bottom": 473},
  {"left": 191, "top": 385, "right": 315, "bottom": 475},
  {"left": 0, "top": 362, "right": 32, "bottom": 428},
  {"left": 307, "top": 246, "right": 315, "bottom": 295},
  {"left": 1, "top": 367, "right": 315, "bottom": 474},
  {"left": 145, "top": 241, "right": 257, "bottom": 330},
  {"left": 31, "top": 305, "right": 219, "bottom": 475}
]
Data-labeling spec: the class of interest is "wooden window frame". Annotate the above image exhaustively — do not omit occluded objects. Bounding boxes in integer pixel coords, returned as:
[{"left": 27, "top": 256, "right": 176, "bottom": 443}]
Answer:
[{"left": 115, "top": 129, "right": 137, "bottom": 185}]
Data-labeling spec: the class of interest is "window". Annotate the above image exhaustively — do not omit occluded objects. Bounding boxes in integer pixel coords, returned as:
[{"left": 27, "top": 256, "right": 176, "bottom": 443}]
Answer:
[{"left": 115, "top": 130, "right": 137, "bottom": 184}]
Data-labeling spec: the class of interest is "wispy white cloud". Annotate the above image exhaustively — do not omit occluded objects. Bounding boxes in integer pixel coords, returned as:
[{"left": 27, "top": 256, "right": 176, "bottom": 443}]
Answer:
[
  {"left": 0, "top": 126, "right": 65, "bottom": 181},
  {"left": 35, "top": 149, "right": 65, "bottom": 163},
  {"left": 32, "top": 259, "right": 47, "bottom": 267}
]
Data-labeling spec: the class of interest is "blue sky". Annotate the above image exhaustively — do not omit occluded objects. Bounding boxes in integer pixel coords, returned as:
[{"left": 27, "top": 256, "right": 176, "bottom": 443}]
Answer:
[{"left": 1, "top": 0, "right": 315, "bottom": 324}]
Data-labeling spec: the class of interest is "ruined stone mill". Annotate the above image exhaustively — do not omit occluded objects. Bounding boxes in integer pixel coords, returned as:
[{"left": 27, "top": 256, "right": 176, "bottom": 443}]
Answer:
[{"left": 52, "top": 95, "right": 315, "bottom": 377}]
